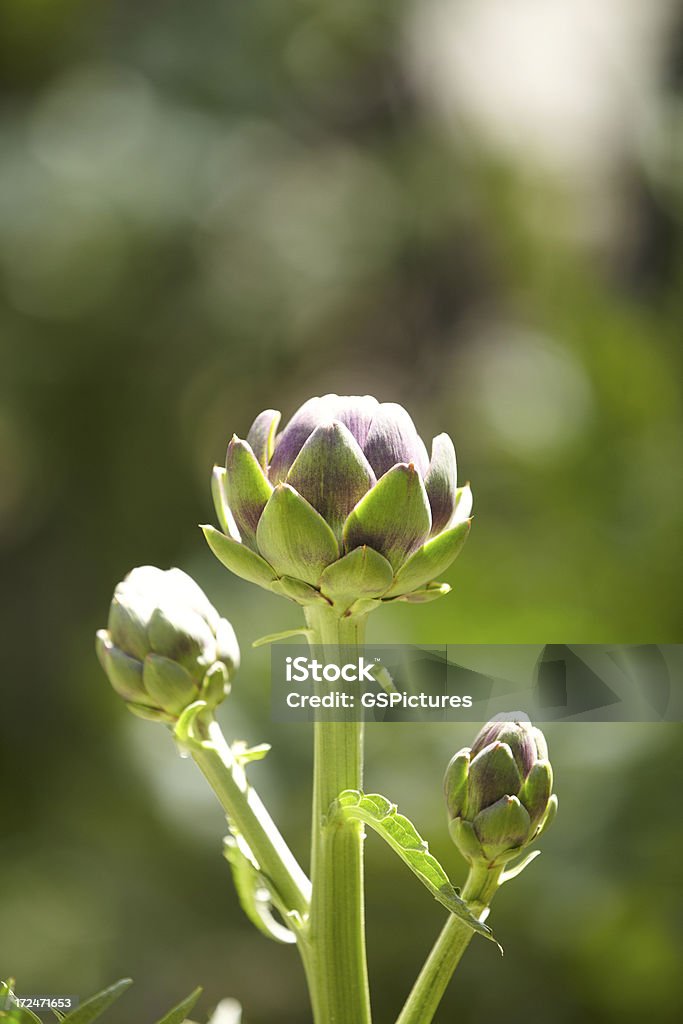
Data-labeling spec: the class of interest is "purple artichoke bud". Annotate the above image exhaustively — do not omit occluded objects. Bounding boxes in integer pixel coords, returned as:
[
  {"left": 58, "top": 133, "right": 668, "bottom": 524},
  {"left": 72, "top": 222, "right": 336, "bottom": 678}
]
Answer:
[
  {"left": 96, "top": 567, "right": 239, "bottom": 723},
  {"left": 444, "top": 715, "right": 557, "bottom": 867},
  {"left": 203, "top": 395, "right": 473, "bottom": 615}
]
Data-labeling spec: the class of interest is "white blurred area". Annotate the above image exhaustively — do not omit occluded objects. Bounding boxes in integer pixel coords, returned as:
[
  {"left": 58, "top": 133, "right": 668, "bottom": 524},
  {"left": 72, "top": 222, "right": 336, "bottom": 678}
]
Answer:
[
  {"left": 205, "top": 998, "right": 242, "bottom": 1024},
  {"left": 408, "top": 0, "right": 679, "bottom": 241}
]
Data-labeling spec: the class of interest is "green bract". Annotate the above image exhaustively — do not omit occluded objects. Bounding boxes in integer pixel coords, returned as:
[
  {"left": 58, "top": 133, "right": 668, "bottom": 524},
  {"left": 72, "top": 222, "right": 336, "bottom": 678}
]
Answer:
[
  {"left": 204, "top": 395, "right": 472, "bottom": 614},
  {"left": 444, "top": 717, "right": 557, "bottom": 867},
  {"left": 96, "top": 566, "right": 240, "bottom": 723}
]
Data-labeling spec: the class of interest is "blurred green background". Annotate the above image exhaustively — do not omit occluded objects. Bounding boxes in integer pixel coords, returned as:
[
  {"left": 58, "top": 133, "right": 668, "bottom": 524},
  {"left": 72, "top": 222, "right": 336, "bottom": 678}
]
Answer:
[{"left": 1, "top": 0, "right": 682, "bottom": 1021}]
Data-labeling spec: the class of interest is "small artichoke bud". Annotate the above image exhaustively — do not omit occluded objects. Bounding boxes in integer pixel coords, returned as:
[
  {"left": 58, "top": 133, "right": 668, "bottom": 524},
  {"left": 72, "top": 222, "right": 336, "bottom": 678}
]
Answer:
[
  {"left": 96, "top": 566, "right": 240, "bottom": 723},
  {"left": 444, "top": 715, "right": 557, "bottom": 867}
]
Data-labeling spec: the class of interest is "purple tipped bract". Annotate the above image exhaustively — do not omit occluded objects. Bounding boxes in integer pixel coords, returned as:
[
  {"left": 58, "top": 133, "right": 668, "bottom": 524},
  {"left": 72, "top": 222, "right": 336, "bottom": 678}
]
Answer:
[{"left": 264, "top": 394, "right": 451, "bottom": 533}]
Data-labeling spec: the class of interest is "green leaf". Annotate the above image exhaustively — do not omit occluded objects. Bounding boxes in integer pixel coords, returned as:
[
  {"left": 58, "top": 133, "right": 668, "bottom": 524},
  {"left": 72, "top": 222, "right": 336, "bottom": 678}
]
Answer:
[
  {"left": 256, "top": 484, "right": 339, "bottom": 586},
  {"left": 10, "top": 1008, "right": 42, "bottom": 1023},
  {"left": 201, "top": 525, "right": 277, "bottom": 589},
  {"left": 231, "top": 741, "right": 271, "bottom": 765},
  {"left": 59, "top": 979, "right": 132, "bottom": 1024},
  {"left": 173, "top": 700, "right": 210, "bottom": 750},
  {"left": 332, "top": 791, "right": 496, "bottom": 944},
  {"left": 385, "top": 520, "right": 471, "bottom": 597},
  {"left": 223, "top": 834, "right": 297, "bottom": 945},
  {"left": 0, "top": 981, "right": 43, "bottom": 1024},
  {"left": 342, "top": 464, "right": 431, "bottom": 571},
  {"left": 153, "top": 987, "right": 202, "bottom": 1024},
  {"left": 319, "top": 546, "right": 393, "bottom": 610},
  {"left": 252, "top": 627, "right": 313, "bottom": 648},
  {"left": 499, "top": 849, "right": 541, "bottom": 884}
]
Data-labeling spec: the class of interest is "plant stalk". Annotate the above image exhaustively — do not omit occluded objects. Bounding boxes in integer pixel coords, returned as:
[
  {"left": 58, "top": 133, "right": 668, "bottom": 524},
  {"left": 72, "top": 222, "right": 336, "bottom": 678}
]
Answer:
[
  {"left": 395, "top": 863, "right": 502, "bottom": 1024},
  {"left": 304, "top": 604, "right": 372, "bottom": 1024},
  {"left": 187, "top": 714, "right": 311, "bottom": 920}
]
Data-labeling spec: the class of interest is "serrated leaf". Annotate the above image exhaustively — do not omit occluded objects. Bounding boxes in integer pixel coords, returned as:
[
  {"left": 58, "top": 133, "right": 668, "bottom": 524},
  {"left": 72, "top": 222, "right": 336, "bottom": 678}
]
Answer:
[
  {"left": 332, "top": 790, "right": 496, "bottom": 944},
  {"left": 153, "top": 986, "right": 202, "bottom": 1024},
  {"left": 59, "top": 979, "right": 132, "bottom": 1024},
  {"left": 223, "top": 834, "right": 297, "bottom": 945}
]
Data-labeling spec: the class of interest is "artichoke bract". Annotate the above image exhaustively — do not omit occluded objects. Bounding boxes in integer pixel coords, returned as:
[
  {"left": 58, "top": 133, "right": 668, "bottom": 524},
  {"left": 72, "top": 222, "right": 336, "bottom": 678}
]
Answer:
[
  {"left": 96, "top": 566, "right": 240, "bottom": 724},
  {"left": 444, "top": 716, "right": 557, "bottom": 868},
  {"left": 203, "top": 394, "right": 473, "bottom": 615}
]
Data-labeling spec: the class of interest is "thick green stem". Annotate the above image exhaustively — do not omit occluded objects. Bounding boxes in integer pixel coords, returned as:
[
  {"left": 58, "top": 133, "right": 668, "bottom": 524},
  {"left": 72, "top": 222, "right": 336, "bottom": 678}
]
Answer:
[
  {"left": 188, "top": 715, "right": 311, "bottom": 920},
  {"left": 395, "top": 863, "right": 502, "bottom": 1024},
  {"left": 305, "top": 605, "right": 372, "bottom": 1024}
]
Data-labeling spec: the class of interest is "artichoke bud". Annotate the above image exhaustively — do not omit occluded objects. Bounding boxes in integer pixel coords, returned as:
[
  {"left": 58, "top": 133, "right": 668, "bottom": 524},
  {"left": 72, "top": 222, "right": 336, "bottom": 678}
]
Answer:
[
  {"left": 445, "top": 716, "right": 557, "bottom": 867},
  {"left": 96, "top": 566, "right": 240, "bottom": 723},
  {"left": 205, "top": 395, "right": 474, "bottom": 614}
]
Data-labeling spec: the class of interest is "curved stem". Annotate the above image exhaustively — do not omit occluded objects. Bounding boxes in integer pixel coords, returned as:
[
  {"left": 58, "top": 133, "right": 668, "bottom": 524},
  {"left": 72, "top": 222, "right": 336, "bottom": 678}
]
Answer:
[
  {"left": 187, "top": 715, "right": 311, "bottom": 920},
  {"left": 395, "top": 864, "right": 502, "bottom": 1024},
  {"left": 305, "top": 605, "right": 372, "bottom": 1024}
]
